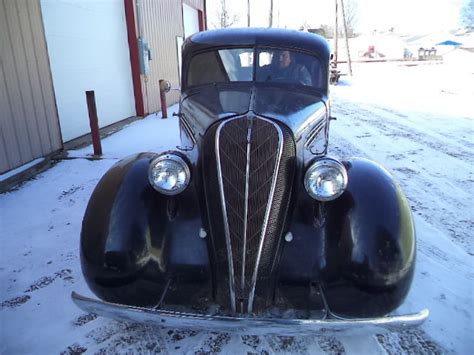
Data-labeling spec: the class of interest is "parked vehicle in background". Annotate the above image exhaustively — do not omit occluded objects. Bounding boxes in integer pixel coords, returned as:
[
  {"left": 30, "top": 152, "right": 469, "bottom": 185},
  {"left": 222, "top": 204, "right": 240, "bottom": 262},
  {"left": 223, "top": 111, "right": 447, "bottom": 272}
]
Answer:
[{"left": 330, "top": 58, "right": 341, "bottom": 84}]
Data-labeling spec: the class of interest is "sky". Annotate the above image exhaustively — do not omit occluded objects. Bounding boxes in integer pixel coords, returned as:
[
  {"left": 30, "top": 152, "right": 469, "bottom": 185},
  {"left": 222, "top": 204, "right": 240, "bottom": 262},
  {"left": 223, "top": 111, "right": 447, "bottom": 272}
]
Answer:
[{"left": 206, "top": 0, "right": 466, "bottom": 35}]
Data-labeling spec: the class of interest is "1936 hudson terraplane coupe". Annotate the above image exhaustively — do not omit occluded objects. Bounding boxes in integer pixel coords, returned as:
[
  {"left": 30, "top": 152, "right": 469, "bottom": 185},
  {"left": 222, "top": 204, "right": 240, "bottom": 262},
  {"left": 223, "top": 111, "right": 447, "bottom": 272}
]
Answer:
[{"left": 72, "top": 28, "right": 428, "bottom": 334}]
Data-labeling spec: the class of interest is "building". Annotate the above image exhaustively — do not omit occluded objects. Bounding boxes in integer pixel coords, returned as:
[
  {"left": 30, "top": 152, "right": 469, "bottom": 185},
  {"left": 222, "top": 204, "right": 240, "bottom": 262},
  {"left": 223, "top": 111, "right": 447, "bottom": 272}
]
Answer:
[{"left": 0, "top": 0, "right": 206, "bottom": 179}]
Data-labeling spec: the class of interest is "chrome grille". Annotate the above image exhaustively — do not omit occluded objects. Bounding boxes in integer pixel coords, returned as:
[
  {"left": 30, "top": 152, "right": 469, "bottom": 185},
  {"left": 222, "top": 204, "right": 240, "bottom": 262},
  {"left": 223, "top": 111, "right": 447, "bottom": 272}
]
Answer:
[{"left": 203, "top": 116, "right": 296, "bottom": 313}]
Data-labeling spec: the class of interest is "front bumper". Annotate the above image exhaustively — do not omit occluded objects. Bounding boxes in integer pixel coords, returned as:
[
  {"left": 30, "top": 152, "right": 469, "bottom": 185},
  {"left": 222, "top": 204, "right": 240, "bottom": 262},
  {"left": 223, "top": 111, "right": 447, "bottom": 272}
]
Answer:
[{"left": 72, "top": 292, "right": 429, "bottom": 336}]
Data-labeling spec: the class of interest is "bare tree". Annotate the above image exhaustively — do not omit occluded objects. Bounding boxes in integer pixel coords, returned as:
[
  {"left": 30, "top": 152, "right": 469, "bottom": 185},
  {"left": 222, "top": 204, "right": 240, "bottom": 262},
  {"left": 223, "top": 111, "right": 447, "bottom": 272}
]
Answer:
[
  {"left": 215, "top": 0, "right": 240, "bottom": 28},
  {"left": 315, "top": 24, "right": 335, "bottom": 39},
  {"left": 344, "top": 0, "right": 358, "bottom": 37},
  {"left": 461, "top": 0, "right": 474, "bottom": 29}
]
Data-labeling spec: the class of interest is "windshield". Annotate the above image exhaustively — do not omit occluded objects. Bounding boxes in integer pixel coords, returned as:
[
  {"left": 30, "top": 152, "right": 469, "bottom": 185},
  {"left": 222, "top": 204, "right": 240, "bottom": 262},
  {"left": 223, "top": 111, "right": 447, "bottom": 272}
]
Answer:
[{"left": 186, "top": 47, "right": 325, "bottom": 90}]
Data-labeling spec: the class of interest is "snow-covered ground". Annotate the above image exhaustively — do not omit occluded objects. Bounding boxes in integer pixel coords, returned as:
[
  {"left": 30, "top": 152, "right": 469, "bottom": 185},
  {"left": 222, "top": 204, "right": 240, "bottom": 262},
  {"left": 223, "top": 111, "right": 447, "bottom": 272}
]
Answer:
[{"left": 1, "top": 54, "right": 473, "bottom": 354}]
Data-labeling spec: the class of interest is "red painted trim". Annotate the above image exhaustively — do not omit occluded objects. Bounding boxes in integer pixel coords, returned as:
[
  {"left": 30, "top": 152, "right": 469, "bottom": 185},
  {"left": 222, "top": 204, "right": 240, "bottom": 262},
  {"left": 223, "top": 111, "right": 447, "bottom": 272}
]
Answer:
[
  {"left": 124, "top": 0, "right": 145, "bottom": 116},
  {"left": 198, "top": 9, "right": 205, "bottom": 31}
]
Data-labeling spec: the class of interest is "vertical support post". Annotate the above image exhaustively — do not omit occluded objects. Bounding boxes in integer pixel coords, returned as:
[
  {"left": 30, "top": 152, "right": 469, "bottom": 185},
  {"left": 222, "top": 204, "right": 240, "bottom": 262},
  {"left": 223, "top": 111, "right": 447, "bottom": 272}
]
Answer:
[
  {"left": 85, "top": 91, "right": 103, "bottom": 156},
  {"left": 198, "top": 9, "right": 205, "bottom": 31},
  {"left": 247, "top": 0, "right": 250, "bottom": 27},
  {"left": 269, "top": 0, "right": 273, "bottom": 27},
  {"left": 159, "top": 80, "right": 168, "bottom": 119}
]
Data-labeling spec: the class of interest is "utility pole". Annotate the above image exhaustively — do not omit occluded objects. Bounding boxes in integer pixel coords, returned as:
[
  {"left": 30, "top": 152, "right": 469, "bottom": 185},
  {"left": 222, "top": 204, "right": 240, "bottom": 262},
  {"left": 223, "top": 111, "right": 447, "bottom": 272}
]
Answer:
[
  {"left": 277, "top": 0, "right": 280, "bottom": 27},
  {"left": 269, "top": 0, "right": 273, "bottom": 28},
  {"left": 340, "top": 0, "right": 353, "bottom": 75},
  {"left": 247, "top": 0, "right": 250, "bottom": 27},
  {"left": 334, "top": 0, "right": 338, "bottom": 62}
]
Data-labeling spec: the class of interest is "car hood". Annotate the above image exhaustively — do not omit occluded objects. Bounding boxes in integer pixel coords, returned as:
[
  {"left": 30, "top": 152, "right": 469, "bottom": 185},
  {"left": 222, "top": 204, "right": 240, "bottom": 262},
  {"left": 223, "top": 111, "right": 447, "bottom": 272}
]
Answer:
[{"left": 181, "top": 84, "right": 327, "bottom": 139}]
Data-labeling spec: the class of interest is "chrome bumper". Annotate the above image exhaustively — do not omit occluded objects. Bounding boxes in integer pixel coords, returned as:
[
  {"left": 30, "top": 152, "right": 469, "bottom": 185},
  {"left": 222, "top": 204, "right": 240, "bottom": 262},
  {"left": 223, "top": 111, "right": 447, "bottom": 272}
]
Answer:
[{"left": 71, "top": 292, "right": 429, "bottom": 335}]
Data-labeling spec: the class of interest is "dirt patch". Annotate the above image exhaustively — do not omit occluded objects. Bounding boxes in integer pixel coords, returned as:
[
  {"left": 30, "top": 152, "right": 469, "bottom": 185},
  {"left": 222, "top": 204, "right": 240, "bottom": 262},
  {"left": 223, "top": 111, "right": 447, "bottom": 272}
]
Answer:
[
  {"left": 317, "top": 336, "right": 346, "bottom": 354},
  {"left": 0, "top": 295, "right": 31, "bottom": 309},
  {"left": 73, "top": 313, "right": 98, "bottom": 327},
  {"left": 195, "top": 332, "right": 231, "bottom": 354},
  {"left": 25, "top": 269, "right": 73, "bottom": 292},
  {"left": 60, "top": 343, "right": 87, "bottom": 355},
  {"left": 376, "top": 329, "right": 444, "bottom": 354}
]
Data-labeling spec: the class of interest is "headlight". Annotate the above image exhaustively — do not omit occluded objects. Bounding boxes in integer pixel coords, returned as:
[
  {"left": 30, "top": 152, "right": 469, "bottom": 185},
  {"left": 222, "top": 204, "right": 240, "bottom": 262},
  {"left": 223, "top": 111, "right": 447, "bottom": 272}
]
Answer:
[
  {"left": 148, "top": 154, "right": 190, "bottom": 195},
  {"left": 304, "top": 158, "right": 348, "bottom": 201}
]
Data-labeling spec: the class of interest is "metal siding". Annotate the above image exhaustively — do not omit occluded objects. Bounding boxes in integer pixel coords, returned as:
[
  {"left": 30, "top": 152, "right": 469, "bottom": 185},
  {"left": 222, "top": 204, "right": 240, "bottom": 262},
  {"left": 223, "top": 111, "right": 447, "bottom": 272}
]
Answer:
[
  {"left": 17, "top": 0, "right": 49, "bottom": 155},
  {"left": 0, "top": 63, "right": 21, "bottom": 172},
  {"left": 0, "top": 0, "right": 61, "bottom": 174},
  {"left": 138, "top": 0, "right": 203, "bottom": 114},
  {"left": 29, "top": 0, "right": 62, "bottom": 151}
]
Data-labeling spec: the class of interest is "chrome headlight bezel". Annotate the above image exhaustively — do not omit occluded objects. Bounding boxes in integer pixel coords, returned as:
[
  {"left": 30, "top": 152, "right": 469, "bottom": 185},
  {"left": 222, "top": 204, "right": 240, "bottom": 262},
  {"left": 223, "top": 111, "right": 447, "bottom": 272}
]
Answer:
[
  {"left": 148, "top": 153, "right": 191, "bottom": 195},
  {"left": 304, "top": 157, "right": 348, "bottom": 201}
]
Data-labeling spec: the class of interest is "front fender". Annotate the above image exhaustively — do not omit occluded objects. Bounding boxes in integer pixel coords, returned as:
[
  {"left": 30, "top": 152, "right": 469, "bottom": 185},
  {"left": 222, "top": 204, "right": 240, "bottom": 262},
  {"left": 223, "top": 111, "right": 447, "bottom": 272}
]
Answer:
[
  {"left": 278, "top": 158, "right": 415, "bottom": 318},
  {"left": 322, "top": 158, "right": 416, "bottom": 317},
  {"left": 81, "top": 153, "right": 209, "bottom": 306}
]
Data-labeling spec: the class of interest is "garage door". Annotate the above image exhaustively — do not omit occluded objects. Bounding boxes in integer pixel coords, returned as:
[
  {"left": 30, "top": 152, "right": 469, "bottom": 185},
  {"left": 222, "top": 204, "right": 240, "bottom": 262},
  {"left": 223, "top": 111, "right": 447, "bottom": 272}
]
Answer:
[
  {"left": 41, "top": 0, "right": 135, "bottom": 142},
  {"left": 183, "top": 3, "right": 200, "bottom": 38}
]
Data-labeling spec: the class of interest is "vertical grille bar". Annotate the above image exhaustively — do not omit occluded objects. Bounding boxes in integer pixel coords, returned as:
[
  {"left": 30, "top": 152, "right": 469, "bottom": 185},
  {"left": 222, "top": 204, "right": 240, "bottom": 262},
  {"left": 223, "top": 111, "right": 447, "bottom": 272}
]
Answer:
[
  {"left": 247, "top": 118, "right": 283, "bottom": 313},
  {"left": 241, "top": 127, "right": 252, "bottom": 294},
  {"left": 215, "top": 122, "right": 237, "bottom": 313}
]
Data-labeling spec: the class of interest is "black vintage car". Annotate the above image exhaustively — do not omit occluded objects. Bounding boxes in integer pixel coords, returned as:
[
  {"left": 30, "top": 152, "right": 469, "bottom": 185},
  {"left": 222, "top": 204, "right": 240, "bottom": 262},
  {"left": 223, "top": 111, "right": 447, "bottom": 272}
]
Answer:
[{"left": 73, "top": 28, "right": 428, "bottom": 334}]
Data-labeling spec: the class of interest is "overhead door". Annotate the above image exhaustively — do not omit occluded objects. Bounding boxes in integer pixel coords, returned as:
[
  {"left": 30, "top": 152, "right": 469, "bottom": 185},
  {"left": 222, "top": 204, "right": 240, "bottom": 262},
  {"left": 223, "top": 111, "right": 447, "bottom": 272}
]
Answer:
[
  {"left": 41, "top": 0, "right": 135, "bottom": 142},
  {"left": 183, "top": 3, "right": 200, "bottom": 38}
]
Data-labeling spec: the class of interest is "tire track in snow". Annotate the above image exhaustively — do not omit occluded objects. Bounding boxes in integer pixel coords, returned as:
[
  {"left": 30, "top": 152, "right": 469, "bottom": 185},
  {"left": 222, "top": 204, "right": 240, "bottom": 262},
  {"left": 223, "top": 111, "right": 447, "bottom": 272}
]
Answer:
[{"left": 376, "top": 330, "right": 445, "bottom": 355}]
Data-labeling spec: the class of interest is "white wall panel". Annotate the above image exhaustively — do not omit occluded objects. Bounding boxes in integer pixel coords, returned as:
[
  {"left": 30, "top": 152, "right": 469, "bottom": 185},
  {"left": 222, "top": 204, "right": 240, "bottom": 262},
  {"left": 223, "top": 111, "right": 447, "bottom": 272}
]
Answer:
[{"left": 41, "top": 0, "right": 135, "bottom": 141}]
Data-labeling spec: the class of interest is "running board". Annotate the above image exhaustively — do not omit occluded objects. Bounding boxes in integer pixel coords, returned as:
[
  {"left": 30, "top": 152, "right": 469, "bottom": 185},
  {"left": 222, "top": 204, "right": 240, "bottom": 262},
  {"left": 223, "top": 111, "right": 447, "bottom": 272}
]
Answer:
[{"left": 71, "top": 292, "right": 429, "bottom": 336}]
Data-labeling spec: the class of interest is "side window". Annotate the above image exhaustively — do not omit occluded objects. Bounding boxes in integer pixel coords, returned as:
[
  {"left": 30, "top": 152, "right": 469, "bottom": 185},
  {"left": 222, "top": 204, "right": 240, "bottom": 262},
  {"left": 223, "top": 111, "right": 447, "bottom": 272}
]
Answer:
[
  {"left": 218, "top": 49, "right": 253, "bottom": 82},
  {"left": 187, "top": 48, "right": 253, "bottom": 87},
  {"left": 187, "top": 51, "right": 228, "bottom": 86}
]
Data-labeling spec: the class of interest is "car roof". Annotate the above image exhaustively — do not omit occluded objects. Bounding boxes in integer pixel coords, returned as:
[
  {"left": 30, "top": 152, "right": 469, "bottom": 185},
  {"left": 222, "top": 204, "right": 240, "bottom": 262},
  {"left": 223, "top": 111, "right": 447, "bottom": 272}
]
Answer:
[{"left": 183, "top": 28, "right": 331, "bottom": 61}]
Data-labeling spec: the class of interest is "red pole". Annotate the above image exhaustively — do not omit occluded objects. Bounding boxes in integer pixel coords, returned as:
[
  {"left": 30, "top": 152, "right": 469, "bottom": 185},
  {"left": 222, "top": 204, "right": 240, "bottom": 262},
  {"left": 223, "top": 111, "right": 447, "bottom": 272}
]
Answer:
[
  {"left": 85, "top": 91, "right": 103, "bottom": 156},
  {"left": 198, "top": 9, "right": 205, "bottom": 31},
  {"left": 124, "top": 0, "right": 145, "bottom": 116},
  {"left": 159, "top": 80, "right": 168, "bottom": 119}
]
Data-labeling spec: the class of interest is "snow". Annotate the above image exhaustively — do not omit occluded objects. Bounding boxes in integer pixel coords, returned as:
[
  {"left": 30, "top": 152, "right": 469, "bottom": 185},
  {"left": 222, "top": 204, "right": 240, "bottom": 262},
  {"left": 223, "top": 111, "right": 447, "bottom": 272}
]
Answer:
[
  {"left": 1, "top": 58, "right": 473, "bottom": 354},
  {"left": 66, "top": 108, "right": 181, "bottom": 160}
]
